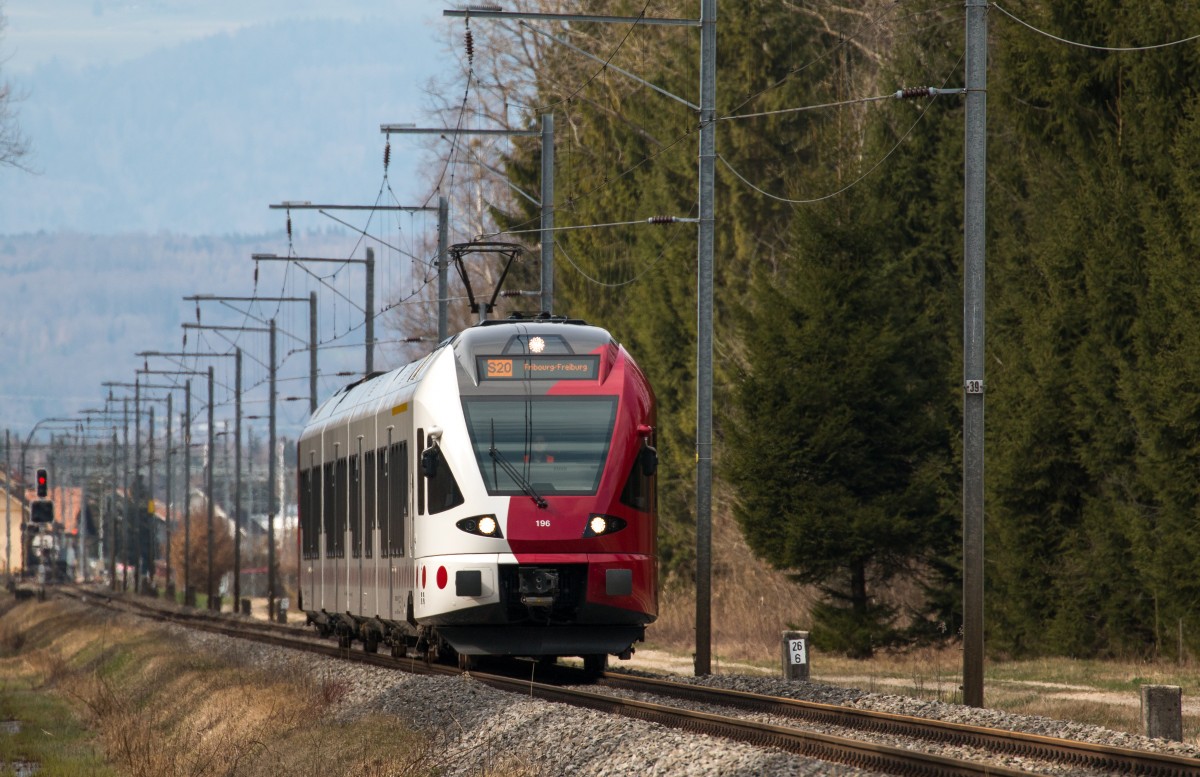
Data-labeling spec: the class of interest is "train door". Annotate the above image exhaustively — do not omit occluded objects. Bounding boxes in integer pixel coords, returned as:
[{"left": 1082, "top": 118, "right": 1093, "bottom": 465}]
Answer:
[
  {"left": 350, "top": 446, "right": 363, "bottom": 616},
  {"left": 299, "top": 450, "right": 319, "bottom": 612},
  {"left": 365, "top": 445, "right": 380, "bottom": 618},
  {"left": 321, "top": 457, "right": 333, "bottom": 610},
  {"left": 387, "top": 438, "right": 410, "bottom": 619},
  {"left": 337, "top": 450, "right": 350, "bottom": 613}
]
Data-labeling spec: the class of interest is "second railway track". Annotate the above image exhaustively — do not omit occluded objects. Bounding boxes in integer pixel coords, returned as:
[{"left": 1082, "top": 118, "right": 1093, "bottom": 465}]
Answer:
[{"left": 61, "top": 587, "right": 1200, "bottom": 777}]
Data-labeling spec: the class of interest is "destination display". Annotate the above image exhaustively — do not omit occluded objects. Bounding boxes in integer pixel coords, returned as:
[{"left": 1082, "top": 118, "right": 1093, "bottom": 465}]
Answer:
[{"left": 478, "top": 355, "right": 599, "bottom": 381}]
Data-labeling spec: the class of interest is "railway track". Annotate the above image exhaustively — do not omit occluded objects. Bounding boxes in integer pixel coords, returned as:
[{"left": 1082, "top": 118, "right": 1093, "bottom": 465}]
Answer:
[{"left": 58, "top": 588, "right": 1200, "bottom": 777}]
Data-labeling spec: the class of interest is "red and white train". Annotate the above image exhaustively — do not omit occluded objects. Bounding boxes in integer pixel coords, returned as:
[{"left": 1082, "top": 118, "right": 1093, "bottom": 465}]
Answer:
[{"left": 298, "top": 316, "right": 658, "bottom": 670}]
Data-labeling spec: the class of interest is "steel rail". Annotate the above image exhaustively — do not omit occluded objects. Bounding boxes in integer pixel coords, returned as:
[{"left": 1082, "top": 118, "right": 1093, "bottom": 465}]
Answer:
[
  {"left": 595, "top": 673, "right": 1200, "bottom": 777},
  {"left": 57, "top": 588, "right": 1199, "bottom": 777}
]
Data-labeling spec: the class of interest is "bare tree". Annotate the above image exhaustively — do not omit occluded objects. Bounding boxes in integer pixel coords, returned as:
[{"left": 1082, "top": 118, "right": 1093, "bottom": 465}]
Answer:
[{"left": 0, "top": 4, "right": 30, "bottom": 171}]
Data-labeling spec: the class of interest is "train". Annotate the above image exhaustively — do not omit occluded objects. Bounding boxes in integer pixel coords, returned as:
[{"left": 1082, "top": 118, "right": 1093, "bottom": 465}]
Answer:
[{"left": 298, "top": 315, "right": 658, "bottom": 671}]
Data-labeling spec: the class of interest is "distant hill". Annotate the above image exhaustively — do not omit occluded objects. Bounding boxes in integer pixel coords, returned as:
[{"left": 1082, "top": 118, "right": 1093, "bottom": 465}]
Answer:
[
  {"left": 0, "top": 230, "right": 440, "bottom": 432},
  {"left": 0, "top": 15, "right": 446, "bottom": 235}
]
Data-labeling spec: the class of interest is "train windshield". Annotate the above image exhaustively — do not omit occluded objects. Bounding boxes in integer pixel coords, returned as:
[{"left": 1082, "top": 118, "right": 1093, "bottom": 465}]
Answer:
[{"left": 462, "top": 397, "right": 618, "bottom": 496}]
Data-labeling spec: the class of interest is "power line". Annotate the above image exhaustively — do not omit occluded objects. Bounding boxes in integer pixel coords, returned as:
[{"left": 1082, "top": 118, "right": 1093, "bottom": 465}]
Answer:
[
  {"left": 719, "top": 56, "right": 966, "bottom": 205},
  {"left": 993, "top": 2, "right": 1200, "bottom": 51},
  {"left": 725, "top": 1, "right": 962, "bottom": 115},
  {"left": 719, "top": 87, "right": 961, "bottom": 122},
  {"left": 554, "top": 226, "right": 685, "bottom": 289},
  {"left": 482, "top": 214, "right": 698, "bottom": 239}
]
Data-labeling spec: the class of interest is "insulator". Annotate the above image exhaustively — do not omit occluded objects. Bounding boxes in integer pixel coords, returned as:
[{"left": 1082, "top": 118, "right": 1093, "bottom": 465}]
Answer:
[
  {"left": 254, "top": 261, "right": 259, "bottom": 283},
  {"left": 465, "top": 29, "right": 475, "bottom": 65},
  {"left": 286, "top": 214, "right": 292, "bottom": 240},
  {"left": 195, "top": 303, "right": 200, "bottom": 323},
  {"left": 897, "top": 86, "right": 932, "bottom": 100},
  {"left": 383, "top": 141, "right": 391, "bottom": 171},
  {"left": 648, "top": 215, "right": 674, "bottom": 224}
]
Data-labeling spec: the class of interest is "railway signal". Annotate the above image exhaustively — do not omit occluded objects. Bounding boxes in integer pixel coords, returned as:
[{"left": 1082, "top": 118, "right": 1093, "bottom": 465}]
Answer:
[
  {"left": 30, "top": 500, "right": 53, "bottom": 524},
  {"left": 36, "top": 468, "right": 47, "bottom": 497}
]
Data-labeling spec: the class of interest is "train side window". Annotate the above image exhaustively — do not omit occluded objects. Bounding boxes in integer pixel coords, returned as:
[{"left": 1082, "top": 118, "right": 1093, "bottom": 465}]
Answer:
[
  {"left": 350, "top": 454, "right": 361, "bottom": 558},
  {"left": 299, "top": 468, "right": 318, "bottom": 559},
  {"left": 333, "top": 457, "right": 347, "bottom": 558},
  {"left": 426, "top": 445, "right": 464, "bottom": 515},
  {"left": 620, "top": 446, "right": 657, "bottom": 513},
  {"left": 379, "top": 447, "right": 390, "bottom": 558},
  {"left": 416, "top": 429, "right": 425, "bottom": 515},
  {"left": 388, "top": 441, "right": 408, "bottom": 555},
  {"left": 310, "top": 464, "right": 321, "bottom": 558},
  {"left": 323, "top": 461, "right": 336, "bottom": 555},
  {"left": 364, "top": 450, "right": 376, "bottom": 559}
]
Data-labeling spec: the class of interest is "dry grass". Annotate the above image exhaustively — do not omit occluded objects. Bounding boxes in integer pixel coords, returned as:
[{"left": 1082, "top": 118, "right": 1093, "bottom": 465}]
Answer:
[
  {"left": 647, "top": 496, "right": 817, "bottom": 666},
  {"left": 1, "top": 594, "right": 434, "bottom": 777},
  {"left": 641, "top": 501, "right": 1200, "bottom": 744}
]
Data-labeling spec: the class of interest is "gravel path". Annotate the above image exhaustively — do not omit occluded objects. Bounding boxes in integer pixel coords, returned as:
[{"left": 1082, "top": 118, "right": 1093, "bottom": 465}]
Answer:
[{"left": 177, "top": 625, "right": 1200, "bottom": 776}]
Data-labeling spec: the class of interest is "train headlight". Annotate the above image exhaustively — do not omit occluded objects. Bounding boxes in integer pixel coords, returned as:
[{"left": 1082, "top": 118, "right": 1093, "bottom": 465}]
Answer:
[
  {"left": 457, "top": 514, "right": 503, "bottom": 538},
  {"left": 582, "top": 514, "right": 627, "bottom": 538}
]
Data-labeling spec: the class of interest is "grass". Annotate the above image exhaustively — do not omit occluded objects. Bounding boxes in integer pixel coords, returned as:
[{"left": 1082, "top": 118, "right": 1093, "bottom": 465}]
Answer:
[
  {"left": 0, "top": 599, "right": 119, "bottom": 777},
  {"left": 0, "top": 592, "right": 434, "bottom": 776}
]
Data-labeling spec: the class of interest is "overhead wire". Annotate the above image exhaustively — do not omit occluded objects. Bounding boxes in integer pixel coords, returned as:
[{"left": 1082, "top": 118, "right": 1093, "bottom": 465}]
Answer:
[
  {"left": 992, "top": 2, "right": 1200, "bottom": 51},
  {"left": 525, "top": 1, "right": 653, "bottom": 115},
  {"left": 719, "top": 50, "right": 966, "bottom": 206},
  {"left": 553, "top": 220, "right": 688, "bottom": 288},
  {"left": 726, "top": 1, "right": 958, "bottom": 116}
]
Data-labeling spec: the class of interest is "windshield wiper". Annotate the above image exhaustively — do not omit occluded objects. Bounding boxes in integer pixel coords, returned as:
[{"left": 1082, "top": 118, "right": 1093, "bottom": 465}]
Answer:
[{"left": 489, "top": 445, "right": 548, "bottom": 509}]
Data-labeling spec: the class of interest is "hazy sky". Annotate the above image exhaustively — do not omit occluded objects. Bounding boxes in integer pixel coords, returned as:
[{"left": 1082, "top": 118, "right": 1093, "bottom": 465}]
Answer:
[
  {"left": 0, "top": 2, "right": 464, "bottom": 433},
  {"left": 3, "top": 1, "right": 440, "bottom": 74},
  {"left": 0, "top": 1, "right": 455, "bottom": 234}
]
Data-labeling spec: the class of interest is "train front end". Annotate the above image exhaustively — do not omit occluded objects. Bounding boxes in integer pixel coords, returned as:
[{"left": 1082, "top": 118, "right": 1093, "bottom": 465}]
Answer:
[{"left": 414, "top": 319, "right": 658, "bottom": 663}]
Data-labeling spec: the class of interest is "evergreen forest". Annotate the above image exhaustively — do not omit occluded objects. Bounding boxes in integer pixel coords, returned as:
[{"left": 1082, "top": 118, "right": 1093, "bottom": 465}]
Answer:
[{"left": 460, "top": 0, "right": 1200, "bottom": 659}]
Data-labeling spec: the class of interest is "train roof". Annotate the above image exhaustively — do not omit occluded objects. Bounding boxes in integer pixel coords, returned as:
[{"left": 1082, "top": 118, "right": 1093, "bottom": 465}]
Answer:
[{"left": 303, "top": 316, "right": 620, "bottom": 433}]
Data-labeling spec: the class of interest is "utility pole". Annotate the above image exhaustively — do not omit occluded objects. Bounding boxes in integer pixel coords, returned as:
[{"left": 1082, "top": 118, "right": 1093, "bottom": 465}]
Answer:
[
  {"left": 442, "top": 3, "right": 715, "bottom": 674},
  {"left": 4, "top": 429, "right": 9, "bottom": 578},
  {"left": 147, "top": 407, "right": 155, "bottom": 589},
  {"left": 105, "top": 384, "right": 186, "bottom": 599},
  {"left": 206, "top": 366, "right": 216, "bottom": 609},
  {"left": 181, "top": 320, "right": 278, "bottom": 617},
  {"left": 541, "top": 115, "right": 554, "bottom": 313},
  {"left": 694, "top": 0, "right": 717, "bottom": 679},
  {"left": 183, "top": 390, "right": 191, "bottom": 604},
  {"left": 121, "top": 398, "right": 129, "bottom": 590},
  {"left": 80, "top": 426, "right": 89, "bottom": 581},
  {"left": 117, "top": 375, "right": 199, "bottom": 603},
  {"left": 962, "top": 0, "right": 988, "bottom": 709},
  {"left": 154, "top": 351, "right": 239, "bottom": 612},
  {"left": 165, "top": 393, "right": 173, "bottom": 595},
  {"left": 106, "top": 381, "right": 184, "bottom": 592},
  {"left": 268, "top": 319, "right": 278, "bottom": 619},
  {"left": 110, "top": 427, "right": 118, "bottom": 589},
  {"left": 438, "top": 197, "right": 449, "bottom": 340}
]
